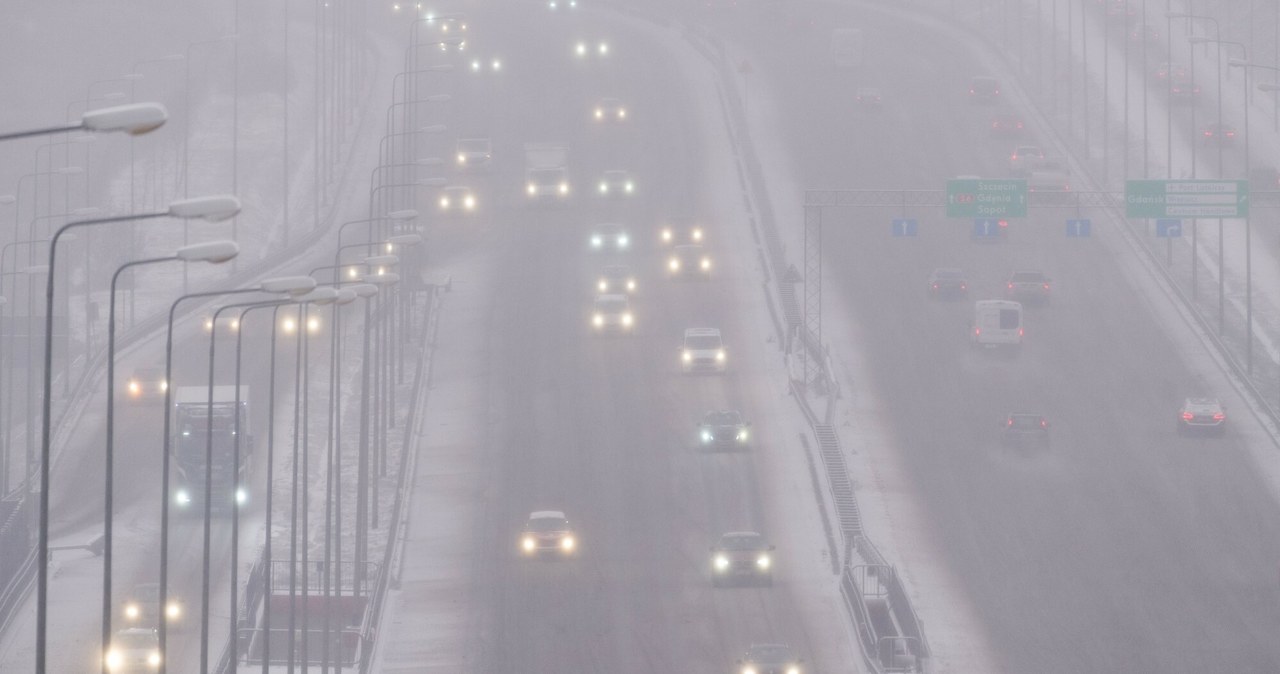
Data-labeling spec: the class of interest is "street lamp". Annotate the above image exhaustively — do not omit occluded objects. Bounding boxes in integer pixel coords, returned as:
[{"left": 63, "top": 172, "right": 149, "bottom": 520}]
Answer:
[
  {"left": 1231, "top": 56, "right": 1274, "bottom": 373},
  {"left": 354, "top": 271, "right": 399, "bottom": 598},
  {"left": 0, "top": 102, "right": 167, "bottom": 144},
  {"left": 155, "top": 273, "right": 315, "bottom": 674},
  {"left": 101, "top": 241, "right": 238, "bottom": 674},
  {"left": 35, "top": 195, "right": 240, "bottom": 674}
]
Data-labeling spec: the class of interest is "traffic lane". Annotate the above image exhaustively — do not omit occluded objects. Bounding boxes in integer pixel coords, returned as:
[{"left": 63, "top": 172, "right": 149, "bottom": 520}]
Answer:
[{"left": 815, "top": 202, "right": 1280, "bottom": 674}]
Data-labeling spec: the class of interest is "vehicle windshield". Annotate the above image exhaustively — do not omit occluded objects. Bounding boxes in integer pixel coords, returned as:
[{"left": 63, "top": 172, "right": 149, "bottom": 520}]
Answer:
[
  {"left": 686, "top": 335, "right": 721, "bottom": 350},
  {"left": 1011, "top": 272, "right": 1044, "bottom": 283},
  {"left": 527, "top": 517, "right": 568, "bottom": 532},
  {"left": 935, "top": 269, "right": 963, "bottom": 280},
  {"left": 457, "top": 139, "right": 489, "bottom": 152},
  {"left": 114, "top": 631, "right": 157, "bottom": 649},
  {"left": 746, "top": 645, "right": 794, "bottom": 663},
  {"left": 595, "top": 298, "right": 627, "bottom": 313},
  {"left": 530, "top": 167, "right": 565, "bottom": 181},
  {"left": 705, "top": 411, "right": 742, "bottom": 425},
  {"left": 719, "top": 534, "right": 763, "bottom": 550}
]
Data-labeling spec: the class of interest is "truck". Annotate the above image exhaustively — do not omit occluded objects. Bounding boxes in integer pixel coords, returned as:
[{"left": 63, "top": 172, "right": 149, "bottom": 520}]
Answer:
[
  {"left": 524, "top": 142, "right": 570, "bottom": 203},
  {"left": 971, "top": 300, "right": 1023, "bottom": 351},
  {"left": 172, "top": 386, "right": 252, "bottom": 515}
]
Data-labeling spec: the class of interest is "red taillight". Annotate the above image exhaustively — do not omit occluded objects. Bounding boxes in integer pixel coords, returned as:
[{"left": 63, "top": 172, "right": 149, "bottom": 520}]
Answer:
[
  {"left": 1018, "top": 327, "right": 1024, "bottom": 337},
  {"left": 1011, "top": 153, "right": 1018, "bottom": 160},
  {"left": 1182, "top": 412, "right": 1194, "bottom": 421},
  {"left": 992, "top": 121, "right": 999, "bottom": 128},
  {"left": 960, "top": 283, "right": 967, "bottom": 290},
  {"left": 1016, "top": 121, "right": 1024, "bottom": 129},
  {"left": 1043, "top": 283, "right": 1050, "bottom": 290},
  {"left": 1204, "top": 130, "right": 1213, "bottom": 137},
  {"left": 1040, "top": 419, "right": 1048, "bottom": 428},
  {"left": 1007, "top": 282, "right": 1014, "bottom": 289},
  {"left": 1006, "top": 418, "right": 1013, "bottom": 426},
  {"left": 998, "top": 220, "right": 1008, "bottom": 228},
  {"left": 932, "top": 283, "right": 939, "bottom": 289},
  {"left": 1213, "top": 412, "right": 1225, "bottom": 421},
  {"left": 974, "top": 327, "right": 981, "bottom": 336}
]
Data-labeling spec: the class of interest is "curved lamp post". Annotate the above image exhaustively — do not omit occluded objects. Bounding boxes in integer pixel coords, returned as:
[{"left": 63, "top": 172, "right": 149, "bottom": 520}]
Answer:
[{"left": 0, "top": 102, "right": 168, "bottom": 145}]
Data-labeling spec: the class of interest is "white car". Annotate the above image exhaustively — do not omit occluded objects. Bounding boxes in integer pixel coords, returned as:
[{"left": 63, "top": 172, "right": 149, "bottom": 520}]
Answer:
[
  {"left": 591, "top": 294, "right": 635, "bottom": 333},
  {"left": 594, "top": 97, "right": 627, "bottom": 122},
  {"left": 438, "top": 185, "right": 478, "bottom": 213},
  {"left": 1009, "top": 145, "right": 1045, "bottom": 176},
  {"left": 681, "top": 327, "right": 725, "bottom": 373},
  {"left": 574, "top": 39, "right": 609, "bottom": 59},
  {"left": 589, "top": 223, "right": 630, "bottom": 251},
  {"left": 104, "top": 628, "right": 161, "bottom": 672},
  {"left": 597, "top": 169, "right": 635, "bottom": 197}
]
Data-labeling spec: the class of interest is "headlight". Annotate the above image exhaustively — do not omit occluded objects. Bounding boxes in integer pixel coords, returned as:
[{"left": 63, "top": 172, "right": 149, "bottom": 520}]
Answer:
[
  {"left": 457, "top": 153, "right": 466, "bottom": 164},
  {"left": 700, "top": 257, "right": 711, "bottom": 270},
  {"left": 715, "top": 350, "right": 726, "bottom": 362},
  {"left": 559, "top": 182, "right": 569, "bottom": 195},
  {"left": 701, "top": 430, "right": 713, "bottom": 443},
  {"left": 661, "top": 228, "right": 672, "bottom": 242},
  {"left": 128, "top": 381, "right": 141, "bottom": 395},
  {"left": 439, "top": 196, "right": 450, "bottom": 209},
  {"left": 595, "top": 108, "right": 603, "bottom": 119},
  {"left": 160, "top": 381, "right": 168, "bottom": 392},
  {"left": 599, "top": 182, "right": 608, "bottom": 194},
  {"left": 492, "top": 59, "right": 502, "bottom": 71},
  {"left": 714, "top": 554, "right": 729, "bottom": 571},
  {"left": 757, "top": 554, "right": 771, "bottom": 569},
  {"left": 307, "top": 317, "right": 320, "bottom": 333},
  {"left": 599, "top": 42, "right": 609, "bottom": 55},
  {"left": 470, "top": 59, "right": 481, "bottom": 71},
  {"left": 105, "top": 649, "right": 122, "bottom": 670},
  {"left": 591, "top": 236, "right": 602, "bottom": 248},
  {"left": 235, "top": 487, "right": 248, "bottom": 505},
  {"left": 742, "top": 666, "right": 757, "bottom": 674},
  {"left": 598, "top": 280, "right": 608, "bottom": 292},
  {"left": 786, "top": 667, "right": 800, "bottom": 674},
  {"left": 464, "top": 195, "right": 476, "bottom": 210},
  {"left": 522, "top": 536, "right": 536, "bottom": 552},
  {"left": 668, "top": 258, "right": 680, "bottom": 271},
  {"left": 166, "top": 602, "right": 181, "bottom": 619},
  {"left": 692, "top": 228, "right": 703, "bottom": 241},
  {"left": 618, "top": 108, "right": 626, "bottom": 119},
  {"left": 527, "top": 183, "right": 536, "bottom": 195},
  {"left": 282, "top": 318, "right": 297, "bottom": 333},
  {"left": 561, "top": 536, "right": 575, "bottom": 551},
  {"left": 682, "top": 351, "right": 692, "bottom": 362},
  {"left": 576, "top": 42, "right": 587, "bottom": 56},
  {"left": 617, "top": 235, "right": 629, "bottom": 247},
  {"left": 624, "top": 182, "right": 634, "bottom": 193},
  {"left": 621, "top": 313, "right": 633, "bottom": 326},
  {"left": 593, "top": 314, "right": 604, "bottom": 327},
  {"left": 176, "top": 489, "right": 192, "bottom": 506},
  {"left": 148, "top": 651, "right": 161, "bottom": 667},
  {"left": 124, "top": 603, "right": 140, "bottom": 620},
  {"left": 204, "top": 319, "right": 214, "bottom": 331},
  {"left": 626, "top": 279, "right": 635, "bottom": 291},
  {"left": 737, "top": 429, "right": 749, "bottom": 442}
]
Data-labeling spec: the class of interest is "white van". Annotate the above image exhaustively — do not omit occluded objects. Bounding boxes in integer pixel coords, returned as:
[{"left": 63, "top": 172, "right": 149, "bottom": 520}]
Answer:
[
  {"left": 829, "top": 28, "right": 864, "bottom": 69},
  {"left": 971, "top": 300, "right": 1023, "bottom": 350}
]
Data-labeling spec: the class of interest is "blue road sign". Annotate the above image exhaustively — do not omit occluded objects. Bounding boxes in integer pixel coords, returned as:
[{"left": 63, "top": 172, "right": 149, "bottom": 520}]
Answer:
[
  {"left": 892, "top": 218, "right": 918, "bottom": 237},
  {"left": 1156, "top": 218, "right": 1182, "bottom": 238},
  {"left": 1066, "top": 218, "right": 1091, "bottom": 238},
  {"left": 972, "top": 218, "right": 1002, "bottom": 239}
]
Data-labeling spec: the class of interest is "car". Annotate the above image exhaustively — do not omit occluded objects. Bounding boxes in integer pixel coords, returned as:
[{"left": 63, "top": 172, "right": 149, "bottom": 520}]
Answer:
[
  {"left": 596, "top": 264, "right": 637, "bottom": 294},
  {"left": 437, "top": 185, "right": 478, "bottom": 213},
  {"left": 667, "top": 244, "right": 712, "bottom": 278},
  {"left": 736, "top": 643, "right": 803, "bottom": 674},
  {"left": 468, "top": 56, "right": 502, "bottom": 73},
  {"left": 520, "top": 510, "right": 576, "bottom": 556},
  {"left": 104, "top": 627, "right": 161, "bottom": 672},
  {"left": 854, "top": 87, "right": 883, "bottom": 109},
  {"left": 597, "top": 169, "right": 635, "bottom": 197},
  {"left": 927, "top": 268, "right": 968, "bottom": 299},
  {"left": 1177, "top": 397, "right": 1226, "bottom": 436},
  {"left": 711, "top": 532, "right": 774, "bottom": 586},
  {"left": 124, "top": 367, "right": 168, "bottom": 403},
  {"left": 659, "top": 218, "right": 705, "bottom": 246},
  {"left": 590, "top": 294, "right": 635, "bottom": 333},
  {"left": 1169, "top": 69, "right": 1200, "bottom": 102},
  {"left": 455, "top": 137, "right": 492, "bottom": 171},
  {"left": 573, "top": 39, "right": 609, "bottom": 59},
  {"left": 681, "top": 327, "right": 726, "bottom": 373},
  {"left": 1154, "top": 62, "right": 1185, "bottom": 81},
  {"left": 593, "top": 97, "right": 627, "bottom": 122},
  {"left": 989, "top": 112, "right": 1025, "bottom": 138},
  {"left": 202, "top": 313, "right": 240, "bottom": 338},
  {"left": 698, "top": 410, "right": 751, "bottom": 450},
  {"left": 1002, "top": 413, "right": 1050, "bottom": 449},
  {"left": 1027, "top": 169, "right": 1070, "bottom": 192},
  {"left": 430, "top": 16, "right": 467, "bottom": 48},
  {"left": 969, "top": 75, "right": 1000, "bottom": 103},
  {"left": 589, "top": 223, "right": 630, "bottom": 252},
  {"left": 1200, "top": 122, "right": 1237, "bottom": 146},
  {"left": 1129, "top": 24, "right": 1160, "bottom": 45},
  {"left": 1009, "top": 145, "right": 1045, "bottom": 176},
  {"left": 1005, "top": 270, "right": 1051, "bottom": 303},
  {"left": 120, "top": 583, "right": 184, "bottom": 631},
  {"left": 548, "top": 0, "right": 578, "bottom": 9}
]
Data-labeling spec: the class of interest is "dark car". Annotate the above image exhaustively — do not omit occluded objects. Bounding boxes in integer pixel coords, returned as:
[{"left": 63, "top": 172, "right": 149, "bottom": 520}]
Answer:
[
  {"left": 1003, "top": 413, "right": 1050, "bottom": 448},
  {"left": 989, "top": 113, "right": 1025, "bottom": 138},
  {"left": 1200, "top": 122, "right": 1237, "bottom": 146},
  {"left": 969, "top": 76, "right": 1000, "bottom": 103},
  {"left": 927, "top": 268, "right": 968, "bottom": 299},
  {"left": 1177, "top": 397, "right": 1226, "bottom": 436},
  {"left": 124, "top": 367, "right": 168, "bottom": 404},
  {"left": 698, "top": 410, "right": 750, "bottom": 450},
  {"left": 737, "top": 643, "right": 803, "bottom": 674},
  {"left": 712, "top": 532, "right": 774, "bottom": 586},
  {"left": 855, "top": 87, "right": 883, "bottom": 109},
  {"left": 1005, "top": 270, "right": 1051, "bottom": 303}
]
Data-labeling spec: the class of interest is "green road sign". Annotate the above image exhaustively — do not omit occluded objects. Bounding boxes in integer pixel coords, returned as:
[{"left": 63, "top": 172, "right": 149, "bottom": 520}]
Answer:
[
  {"left": 946, "top": 179, "right": 1027, "bottom": 218},
  {"left": 1125, "top": 180, "right": 1249, "bottom": 218}
]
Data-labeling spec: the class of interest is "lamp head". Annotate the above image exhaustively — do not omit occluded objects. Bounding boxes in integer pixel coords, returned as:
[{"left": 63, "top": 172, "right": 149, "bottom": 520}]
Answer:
[
  {"left": 260, "top": 276, "right": 317, "bottom": 295},
  {"left": 169, "top": 195, "right": 240, "bottom": 222},
  {"left": 176, "top": 240, "right": 239, "bottom": 264},
  {"left": 81, "top": 102, "right": 168, "bottom": 135}
]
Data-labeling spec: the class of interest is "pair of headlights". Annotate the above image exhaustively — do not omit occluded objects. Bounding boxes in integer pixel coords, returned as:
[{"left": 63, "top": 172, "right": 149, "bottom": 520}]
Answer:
[{"left": 712, "top": 553, "right": 770, "bottom": 571}]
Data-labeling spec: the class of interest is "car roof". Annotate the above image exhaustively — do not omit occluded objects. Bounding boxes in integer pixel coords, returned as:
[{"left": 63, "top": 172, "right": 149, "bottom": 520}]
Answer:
[
  {"left": 594, "top": 293, "right": 628, "bottom": 304},
  {"left": 674, "top": 244, "right": 703, "bottom": 253},
  {"left": 529, "top": 510, "right": 566, "bottom": 520},
  {"left": 604, "top": 169, "right": 629, "bottom": 176},
  {"left": 1184, "top": 397, "right": 1221, "bottom": 406},
  {"left": 1010, "top": 269, "right": 1045, "bottom": 277},
  {"left": 595, "top": 222, "right": 624, "bottom": 230},
  {"left": 602, "top": 264, "right": 631, "bottom": 274},
  {"left": 721, "top": 530, "right": 762, "bottom": 539},
  {"left": 931, "top": 267, "right": 964, "bottom": 276},
  {"left": 685, "top": 327, "right": 721, "bottom": 337}
]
